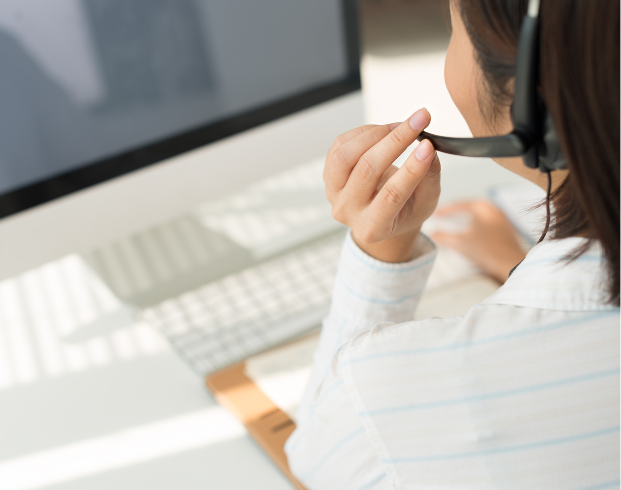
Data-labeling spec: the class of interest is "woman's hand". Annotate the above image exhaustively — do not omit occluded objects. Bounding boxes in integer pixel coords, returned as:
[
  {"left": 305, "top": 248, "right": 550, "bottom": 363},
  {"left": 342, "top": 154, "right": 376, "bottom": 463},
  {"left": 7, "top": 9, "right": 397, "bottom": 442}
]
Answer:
[
  {"left": 324, "top": 108, "right": 441, "bottom": 263},
  {"left": 431, "top": 200, "right": 526, "bottom": 283}
]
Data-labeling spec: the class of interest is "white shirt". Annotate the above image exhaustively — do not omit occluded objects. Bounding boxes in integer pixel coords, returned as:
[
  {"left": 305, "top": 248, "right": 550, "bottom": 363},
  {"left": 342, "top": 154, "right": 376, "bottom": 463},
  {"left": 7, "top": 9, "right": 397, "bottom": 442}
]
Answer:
[{"left": 285, "top": 232, "right": 620, "bottom": 490}]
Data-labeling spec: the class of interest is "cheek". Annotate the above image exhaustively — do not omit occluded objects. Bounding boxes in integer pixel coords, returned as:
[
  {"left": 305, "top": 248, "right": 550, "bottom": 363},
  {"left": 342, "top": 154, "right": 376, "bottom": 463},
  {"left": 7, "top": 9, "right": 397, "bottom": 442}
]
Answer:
[
  {"left": 444, "top": 40, "right": 464, "bottom": 111},
  {"left": 444, "top": 39, "right": 486, "bottom": 136}
]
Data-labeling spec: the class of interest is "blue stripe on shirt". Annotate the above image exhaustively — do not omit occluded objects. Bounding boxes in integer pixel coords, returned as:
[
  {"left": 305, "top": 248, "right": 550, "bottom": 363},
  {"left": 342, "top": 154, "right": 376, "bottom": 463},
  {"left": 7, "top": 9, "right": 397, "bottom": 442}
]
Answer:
[
  {"left": 288, "top": 378, "right": 346, "bottom": 452},
  {"left": 574, "top": 480, "right": 621, "bottom": 490},
  {"left": 381, "top": 426, "right": 619, "bottom": 464},
  {"left": 512, "top": 254, "right": 603, "bottom": 274},
  {"left": 358, "top": 473, "right": 387, "bottom": 490},
  {"left": 341, "top": 310, "right": 619, "bottom": 366},
  {"left": 301, "top": 426, "right": 365, "bottom": 480},
  {"left": 338, "top": 273, "right": 423, "bottom": 305},
  {"left": 357, "top": 368, "right": 619, "bottom": 417}
]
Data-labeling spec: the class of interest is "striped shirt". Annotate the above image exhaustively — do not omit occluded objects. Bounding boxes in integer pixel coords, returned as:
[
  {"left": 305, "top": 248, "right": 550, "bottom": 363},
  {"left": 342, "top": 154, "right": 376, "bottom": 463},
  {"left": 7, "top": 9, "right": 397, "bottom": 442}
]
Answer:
[{"left": 284, "top": 231, "right": 620, "bottom": 490}]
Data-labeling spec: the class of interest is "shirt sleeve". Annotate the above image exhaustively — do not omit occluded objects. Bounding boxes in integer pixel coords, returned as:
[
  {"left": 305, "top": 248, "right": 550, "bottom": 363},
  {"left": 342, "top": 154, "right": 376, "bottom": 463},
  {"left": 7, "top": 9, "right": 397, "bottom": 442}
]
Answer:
[{"left": 285, "top": 230, "right": 436, "bottom": 489}]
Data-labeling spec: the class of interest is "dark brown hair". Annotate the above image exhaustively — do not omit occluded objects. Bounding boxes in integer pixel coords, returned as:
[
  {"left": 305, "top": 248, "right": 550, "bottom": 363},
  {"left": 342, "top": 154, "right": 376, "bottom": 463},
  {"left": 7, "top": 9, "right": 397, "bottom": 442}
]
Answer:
[{"left": 458, "top": 0, "right": 620, "bottom": 305}]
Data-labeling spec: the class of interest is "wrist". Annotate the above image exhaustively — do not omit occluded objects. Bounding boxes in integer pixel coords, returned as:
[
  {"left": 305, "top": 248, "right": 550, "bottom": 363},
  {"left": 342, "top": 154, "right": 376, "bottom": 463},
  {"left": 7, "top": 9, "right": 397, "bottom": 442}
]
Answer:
[{"left": 352, "top": 229, "right": 421, "bottom": 263}]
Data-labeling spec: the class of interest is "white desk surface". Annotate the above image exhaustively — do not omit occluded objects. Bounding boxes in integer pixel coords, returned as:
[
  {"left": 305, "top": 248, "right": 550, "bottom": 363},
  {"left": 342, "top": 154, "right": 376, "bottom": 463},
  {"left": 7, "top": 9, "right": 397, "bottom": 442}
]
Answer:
[
  {"left": 0, "top": 250, "right": 295, "bottom": 490},
  {"left": 0, "top": 330, "right": 294, "bottom": 490}
]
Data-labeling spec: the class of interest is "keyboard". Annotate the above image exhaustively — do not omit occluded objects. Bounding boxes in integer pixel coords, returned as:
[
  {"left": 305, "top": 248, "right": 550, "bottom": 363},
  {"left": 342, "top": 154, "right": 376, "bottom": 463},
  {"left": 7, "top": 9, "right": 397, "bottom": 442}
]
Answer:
[{"left": 142, "top": 232, "right": 344, "bottom": 375}]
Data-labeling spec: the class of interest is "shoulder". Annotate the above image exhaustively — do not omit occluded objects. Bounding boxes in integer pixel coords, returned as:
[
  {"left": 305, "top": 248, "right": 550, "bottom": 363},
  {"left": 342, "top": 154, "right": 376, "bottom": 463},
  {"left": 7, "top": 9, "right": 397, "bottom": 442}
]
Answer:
[
  {"left": 335, "top": 302, "right": 499, "bottom": 370},
  {"left": 336, "top": 315, "right": 463, "bottom": 368},
  {"left": 334, "top": 303, "right": 619, "bottom": 385}
]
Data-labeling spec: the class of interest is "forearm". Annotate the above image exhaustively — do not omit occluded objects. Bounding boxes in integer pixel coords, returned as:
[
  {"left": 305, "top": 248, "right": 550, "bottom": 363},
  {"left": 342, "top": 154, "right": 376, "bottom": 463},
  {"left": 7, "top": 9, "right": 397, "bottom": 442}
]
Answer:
[{"left": 295, "top": 231, "right": 436, "bottom": 421}]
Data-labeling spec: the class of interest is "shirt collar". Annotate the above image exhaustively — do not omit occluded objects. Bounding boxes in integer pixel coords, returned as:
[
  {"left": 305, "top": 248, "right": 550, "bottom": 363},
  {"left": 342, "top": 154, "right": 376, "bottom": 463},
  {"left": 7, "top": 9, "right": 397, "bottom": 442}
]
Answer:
[{"left": 482, "top": 237, "right": 618, "bottom": 311}]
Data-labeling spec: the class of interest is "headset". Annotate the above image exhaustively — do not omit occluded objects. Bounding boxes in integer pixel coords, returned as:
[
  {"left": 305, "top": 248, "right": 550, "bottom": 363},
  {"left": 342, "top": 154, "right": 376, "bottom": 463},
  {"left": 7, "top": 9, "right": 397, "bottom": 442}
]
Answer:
[
  {"left": 416, "top": 0, "right": 566, "bottom": 272},
  {"left": 417, "top": 0, "right": 566, "bottom": 173}
]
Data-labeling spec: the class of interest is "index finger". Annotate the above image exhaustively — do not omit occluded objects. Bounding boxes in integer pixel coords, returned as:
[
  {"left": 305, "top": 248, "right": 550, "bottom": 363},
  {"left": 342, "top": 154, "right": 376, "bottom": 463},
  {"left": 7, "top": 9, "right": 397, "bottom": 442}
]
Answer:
[{"left": 346, "top": 108, "right": 431, "bottom": 201}]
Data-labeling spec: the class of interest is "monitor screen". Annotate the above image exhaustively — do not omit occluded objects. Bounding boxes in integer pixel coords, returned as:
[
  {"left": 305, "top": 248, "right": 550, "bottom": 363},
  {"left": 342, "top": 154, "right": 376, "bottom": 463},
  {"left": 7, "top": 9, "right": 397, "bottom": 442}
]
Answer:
[{"left": 0, "top": 0, "right": 359, "bottom": 217}]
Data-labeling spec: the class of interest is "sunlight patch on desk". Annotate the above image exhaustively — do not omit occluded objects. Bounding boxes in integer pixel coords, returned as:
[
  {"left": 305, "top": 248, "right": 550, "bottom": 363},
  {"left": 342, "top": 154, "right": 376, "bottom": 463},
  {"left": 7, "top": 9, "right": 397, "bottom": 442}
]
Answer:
[
  {"left": 0, "top": 255, "right": 167, "bottom": 392},
  {"left": 0, "top": 407, "right": 246, "bottom": 490},
  {"left": 0, "top": 280, "right": 39, "bottom": 384}
]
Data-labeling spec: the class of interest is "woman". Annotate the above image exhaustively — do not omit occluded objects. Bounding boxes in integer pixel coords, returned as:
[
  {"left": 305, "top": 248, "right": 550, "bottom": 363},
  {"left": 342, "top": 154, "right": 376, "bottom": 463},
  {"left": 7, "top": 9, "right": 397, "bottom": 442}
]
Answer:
[{"left": 285, "top": 0, "right": 619, "bottom": 488}]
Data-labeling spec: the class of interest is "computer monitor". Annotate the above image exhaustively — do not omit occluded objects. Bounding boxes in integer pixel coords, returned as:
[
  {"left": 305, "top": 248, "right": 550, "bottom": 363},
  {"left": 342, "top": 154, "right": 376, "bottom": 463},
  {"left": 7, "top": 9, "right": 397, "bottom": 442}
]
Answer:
[{"left": 0, "top": 0, "right": 363, "bottom": 280}]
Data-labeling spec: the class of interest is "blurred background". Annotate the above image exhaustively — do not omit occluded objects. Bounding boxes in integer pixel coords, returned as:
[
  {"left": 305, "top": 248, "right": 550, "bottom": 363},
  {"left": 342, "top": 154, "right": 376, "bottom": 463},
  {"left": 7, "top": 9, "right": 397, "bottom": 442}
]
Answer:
[{"left": 362, "top": 0, "right": 460, "bottom": 132}]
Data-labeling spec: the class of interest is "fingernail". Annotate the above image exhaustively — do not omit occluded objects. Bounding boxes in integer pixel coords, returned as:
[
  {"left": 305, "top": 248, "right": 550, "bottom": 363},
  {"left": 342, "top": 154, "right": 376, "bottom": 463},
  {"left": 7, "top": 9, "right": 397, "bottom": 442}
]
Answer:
[
  {"left": 408, "top": 108, "right": 430, "bottom": 131},
  {"left": 415, "top": 139, "right": 434, "bottom": 161},
  {"left": 389, "top": 122, "right": 400, "bottom": 131}
]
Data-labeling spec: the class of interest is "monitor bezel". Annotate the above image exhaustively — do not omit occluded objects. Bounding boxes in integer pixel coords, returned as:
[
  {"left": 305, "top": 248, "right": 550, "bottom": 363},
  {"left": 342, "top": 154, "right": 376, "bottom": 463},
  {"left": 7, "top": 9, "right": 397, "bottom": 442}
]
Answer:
[{"left": 0, "top": 0, "right": 361, "bottom": 220}]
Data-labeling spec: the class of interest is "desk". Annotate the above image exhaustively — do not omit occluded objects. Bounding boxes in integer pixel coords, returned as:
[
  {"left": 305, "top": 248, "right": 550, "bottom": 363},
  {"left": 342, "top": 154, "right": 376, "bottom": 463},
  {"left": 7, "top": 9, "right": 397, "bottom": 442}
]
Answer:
[{"left": 0, "top": 294, "right": 294, "bottom": 490}]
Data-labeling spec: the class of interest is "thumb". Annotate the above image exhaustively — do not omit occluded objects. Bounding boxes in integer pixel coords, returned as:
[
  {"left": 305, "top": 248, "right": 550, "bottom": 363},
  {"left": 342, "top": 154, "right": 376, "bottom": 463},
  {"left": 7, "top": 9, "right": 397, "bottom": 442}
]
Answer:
[
  {"left": 412, "top": 151, "right": 441, "bottom": 209},
  {"left": 424, "top": 151, "right": 442, "bottom": 182}
]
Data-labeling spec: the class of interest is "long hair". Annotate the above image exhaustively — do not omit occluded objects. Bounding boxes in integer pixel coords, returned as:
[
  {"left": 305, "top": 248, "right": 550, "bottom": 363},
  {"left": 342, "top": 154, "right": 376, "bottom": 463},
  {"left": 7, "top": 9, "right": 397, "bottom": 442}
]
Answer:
[{"left": 457, "top": 0, "right": 620, "bottom": 305}]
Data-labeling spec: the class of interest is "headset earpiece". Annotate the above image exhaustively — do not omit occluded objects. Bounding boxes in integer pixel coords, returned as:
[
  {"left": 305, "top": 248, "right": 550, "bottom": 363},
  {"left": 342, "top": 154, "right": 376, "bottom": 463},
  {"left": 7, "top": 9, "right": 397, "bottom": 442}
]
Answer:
[
  {"left": 538, "top": 109, "right": 567, "bottom": 171},
  {"left": 513, "top": 96, "right": 567, "bottom": 172}
]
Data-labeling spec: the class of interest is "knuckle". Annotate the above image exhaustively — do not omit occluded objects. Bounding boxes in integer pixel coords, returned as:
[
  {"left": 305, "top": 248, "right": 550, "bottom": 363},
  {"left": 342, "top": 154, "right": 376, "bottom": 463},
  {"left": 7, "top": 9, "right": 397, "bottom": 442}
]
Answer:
[
  {"left": 324, "top": 149, "right": 348, "bottom": 183},
  {"left": 356, "top": 155, "right": 376, "bottom": 181},
  {"left": 403, "top": 160, "right": 420, "bottom": 179},
  {"left": 362, "top": 124, "right": 383, "bottom": 137},
  {"left": 382, "top": 184, "right": 405, "bottom": 206},
  {"left": 369, "top": 126, "right": 388, "bottom": 144},
  {"left": 334, "top": 134, "right": 347, "bottom": 148},
  {"left": 389, "top": 128, "right": 407, "bottom": 146},
  {"left": 331, "top": 147, "right": 350, "bottom": 171},
  {"left": 331, "top": 202, "right": 345, "bottom": 223}
]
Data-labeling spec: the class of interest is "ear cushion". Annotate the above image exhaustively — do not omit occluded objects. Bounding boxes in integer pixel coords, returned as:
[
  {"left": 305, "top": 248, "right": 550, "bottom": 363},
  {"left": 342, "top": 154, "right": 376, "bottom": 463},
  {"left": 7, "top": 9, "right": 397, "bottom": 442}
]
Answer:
[{"left": 538, "top": 110, "right": 568, "bottom": 171}]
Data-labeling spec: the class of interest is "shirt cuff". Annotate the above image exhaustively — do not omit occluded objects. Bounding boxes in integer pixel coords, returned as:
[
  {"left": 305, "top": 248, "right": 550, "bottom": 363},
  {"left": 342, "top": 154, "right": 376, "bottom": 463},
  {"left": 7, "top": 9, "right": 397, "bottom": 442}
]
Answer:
[{"left": 333, "top": 230, "right": 437, "bottom": 324}]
